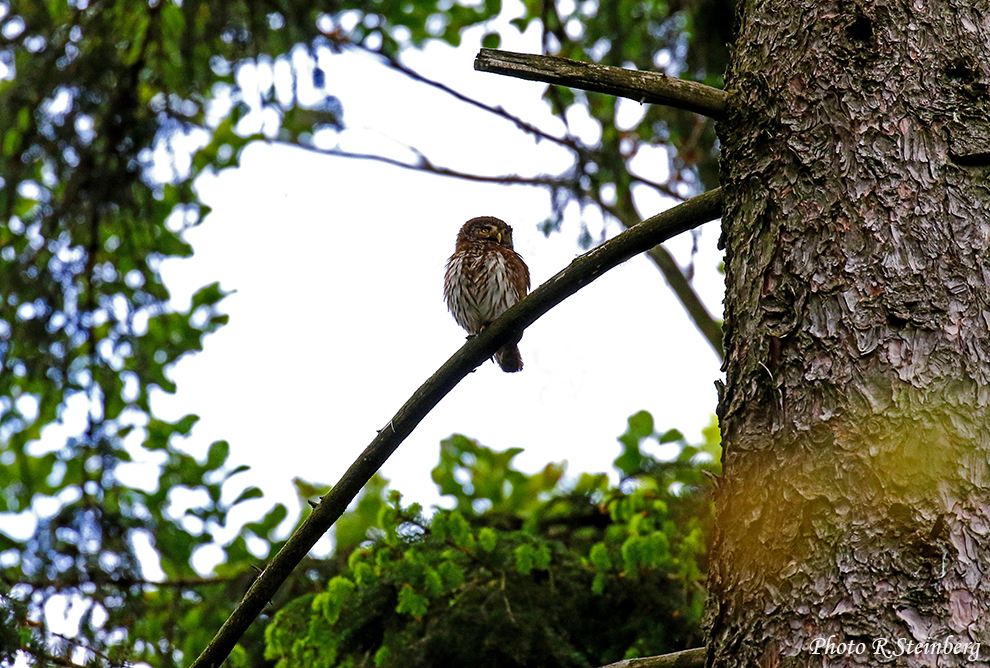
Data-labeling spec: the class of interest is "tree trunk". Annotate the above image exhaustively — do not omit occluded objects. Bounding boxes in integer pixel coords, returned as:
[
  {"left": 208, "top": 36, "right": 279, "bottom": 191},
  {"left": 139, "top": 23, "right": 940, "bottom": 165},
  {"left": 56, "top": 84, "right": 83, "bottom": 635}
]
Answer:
[{"left": 710, "top": 0, "right": 990, "bottom": 665}]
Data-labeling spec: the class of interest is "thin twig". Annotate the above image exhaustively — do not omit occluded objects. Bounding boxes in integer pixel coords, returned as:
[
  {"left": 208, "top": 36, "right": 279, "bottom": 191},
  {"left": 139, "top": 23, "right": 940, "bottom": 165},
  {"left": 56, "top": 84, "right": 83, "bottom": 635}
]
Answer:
[
  {"left": 354, "top": 43, "right": 584, "bottom": 153},
  {"left": 629, "top": 171, "right": 687, "bottom": 202},
  {"left": 188, "top": 188, "right": 724, "bottom": 668},
  {"left": 23, "top": 620, "right": 128, "bottom": 668},
  {"left": 285, "top": 143, "right": 573, "bottom": 187},
  {"left": 18, "top": 649, "right": 89, "bottom": 668},
  {"left": 16, "top": 574, "right": 237, "bottom": 592}
]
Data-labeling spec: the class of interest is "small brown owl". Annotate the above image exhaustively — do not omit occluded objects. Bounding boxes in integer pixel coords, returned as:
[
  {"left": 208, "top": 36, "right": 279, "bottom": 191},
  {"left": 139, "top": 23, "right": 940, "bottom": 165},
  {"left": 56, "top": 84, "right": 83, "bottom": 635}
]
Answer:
[{"left": 444, "top": 217, "right": 531, "bottom": 372}]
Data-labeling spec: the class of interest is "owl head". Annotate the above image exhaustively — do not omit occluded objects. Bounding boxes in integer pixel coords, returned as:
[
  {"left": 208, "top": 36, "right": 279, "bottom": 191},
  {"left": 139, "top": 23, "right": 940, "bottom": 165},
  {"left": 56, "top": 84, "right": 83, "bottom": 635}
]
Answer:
[{"left": 456, "top": 216, "right": 514, "bottom": 250}]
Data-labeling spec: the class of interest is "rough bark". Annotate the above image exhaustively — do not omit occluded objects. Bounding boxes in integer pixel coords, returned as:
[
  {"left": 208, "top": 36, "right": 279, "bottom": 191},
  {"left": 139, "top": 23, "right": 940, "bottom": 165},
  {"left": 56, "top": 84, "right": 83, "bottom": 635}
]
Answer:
[{"left": 711, "top": 0, "right": 990, "bottom": 666}]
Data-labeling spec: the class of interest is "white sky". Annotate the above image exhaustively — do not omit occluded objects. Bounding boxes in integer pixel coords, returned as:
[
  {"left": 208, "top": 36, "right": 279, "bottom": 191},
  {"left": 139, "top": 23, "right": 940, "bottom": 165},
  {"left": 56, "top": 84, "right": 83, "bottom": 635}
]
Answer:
[{"left": 145, "top": 14, "right": 726, "bottom": 565}]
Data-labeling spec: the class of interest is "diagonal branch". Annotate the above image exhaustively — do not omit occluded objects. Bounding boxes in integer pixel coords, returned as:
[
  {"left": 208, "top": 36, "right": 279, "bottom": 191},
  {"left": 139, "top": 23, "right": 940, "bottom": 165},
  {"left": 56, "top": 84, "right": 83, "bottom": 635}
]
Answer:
[
  {"left": 597, "top": 199, "right": 723, "bottom": 360},
  {"left": 645, "top": 244, "right": 724, "bottom": 359},
  {"left": 188, "top": 188, "right": 724, "bottom": 668},
  {"left": 354, "top": 43, "right": 584, "bottom": 152},
  {"left": 474, "top": 49, "right": 730, "bottom": 120}
]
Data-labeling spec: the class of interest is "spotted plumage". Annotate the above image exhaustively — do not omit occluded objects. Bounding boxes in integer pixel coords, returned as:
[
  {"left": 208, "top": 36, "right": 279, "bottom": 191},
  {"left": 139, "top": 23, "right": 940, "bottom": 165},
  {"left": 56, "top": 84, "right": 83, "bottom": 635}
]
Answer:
[{"left": 444, "top": 216, "right": 530, "bottom": 372}]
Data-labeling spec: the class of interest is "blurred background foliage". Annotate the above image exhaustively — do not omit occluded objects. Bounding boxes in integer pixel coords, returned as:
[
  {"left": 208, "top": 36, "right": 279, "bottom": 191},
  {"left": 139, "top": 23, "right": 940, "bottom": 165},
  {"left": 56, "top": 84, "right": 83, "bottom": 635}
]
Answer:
[
  {"left": 266, "top": 415, "right": 720, "bottom": 668},
  {"left": 0, "top": 0, "right": 730, "bottom": 665}
]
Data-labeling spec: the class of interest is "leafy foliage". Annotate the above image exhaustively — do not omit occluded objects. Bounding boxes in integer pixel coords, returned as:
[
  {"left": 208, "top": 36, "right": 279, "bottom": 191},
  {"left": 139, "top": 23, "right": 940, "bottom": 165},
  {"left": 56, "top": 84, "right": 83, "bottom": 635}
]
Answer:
[
  {"left": 265, "top": 416, "right": 720, "bottom": 668},
  {"left": 0, "top": 1, "right": 321, "bottom": 665}
]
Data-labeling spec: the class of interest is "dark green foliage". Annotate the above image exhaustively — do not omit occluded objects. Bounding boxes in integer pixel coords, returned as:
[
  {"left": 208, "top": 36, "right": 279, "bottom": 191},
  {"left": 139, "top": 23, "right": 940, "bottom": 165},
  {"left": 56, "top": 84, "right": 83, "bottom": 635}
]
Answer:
[
  {"left": 265, "top": 417, "right": 720, "bottom": 668},
  {"left": 0, "top": 1, "right": 312, "bottom": 665}
]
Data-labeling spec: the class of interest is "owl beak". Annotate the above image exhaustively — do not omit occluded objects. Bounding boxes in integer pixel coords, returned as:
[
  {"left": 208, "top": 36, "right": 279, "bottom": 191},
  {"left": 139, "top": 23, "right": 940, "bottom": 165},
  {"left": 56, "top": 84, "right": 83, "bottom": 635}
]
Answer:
[{"left": 496, "top": 232, "right": 502, "bottom": 243}]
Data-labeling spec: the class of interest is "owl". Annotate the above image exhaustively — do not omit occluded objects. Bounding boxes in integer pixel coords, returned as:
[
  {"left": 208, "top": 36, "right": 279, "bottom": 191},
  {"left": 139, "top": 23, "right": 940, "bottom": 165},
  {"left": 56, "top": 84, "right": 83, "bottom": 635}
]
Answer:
[{"left": 444, "top": 216, "right": 531, "bottom": 372}]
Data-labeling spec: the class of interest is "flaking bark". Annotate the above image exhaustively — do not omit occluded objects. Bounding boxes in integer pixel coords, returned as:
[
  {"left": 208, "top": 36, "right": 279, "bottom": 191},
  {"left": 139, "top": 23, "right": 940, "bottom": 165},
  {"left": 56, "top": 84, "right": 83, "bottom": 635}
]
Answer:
[{"left": 711, "top": 0, "right": 990, "bottom": 666}]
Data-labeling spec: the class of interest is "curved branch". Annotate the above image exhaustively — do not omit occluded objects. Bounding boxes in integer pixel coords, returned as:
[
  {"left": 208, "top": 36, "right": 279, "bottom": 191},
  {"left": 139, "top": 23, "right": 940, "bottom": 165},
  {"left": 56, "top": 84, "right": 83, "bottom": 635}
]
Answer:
[{"left": 189, "top": 188, "right": 724, "bottom": 668}]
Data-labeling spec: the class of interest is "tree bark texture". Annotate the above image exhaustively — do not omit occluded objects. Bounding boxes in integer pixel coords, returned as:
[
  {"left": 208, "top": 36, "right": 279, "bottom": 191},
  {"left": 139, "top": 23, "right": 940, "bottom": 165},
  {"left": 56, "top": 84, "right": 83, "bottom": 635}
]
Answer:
[{"left": 711, "top": 0, "right": 990, "bottom": 666}]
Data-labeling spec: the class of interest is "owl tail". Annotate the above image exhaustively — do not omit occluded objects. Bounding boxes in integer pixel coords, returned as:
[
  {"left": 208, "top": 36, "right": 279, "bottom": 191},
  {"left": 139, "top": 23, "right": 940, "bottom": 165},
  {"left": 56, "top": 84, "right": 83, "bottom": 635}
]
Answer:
[{"left": 495, "top": 343, "right": 523, "bottom": 373}]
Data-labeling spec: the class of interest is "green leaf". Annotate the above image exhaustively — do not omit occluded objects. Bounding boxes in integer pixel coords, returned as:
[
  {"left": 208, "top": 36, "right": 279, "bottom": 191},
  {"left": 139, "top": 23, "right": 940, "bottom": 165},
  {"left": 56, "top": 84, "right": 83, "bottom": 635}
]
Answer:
[
  {"left": 592, "top": 572, "right": 607, "bottom": 595},
  {"left": 627, "top": 411, "right": 654, "bottom": 439},
  {"left": 396, "top": 584, "right": 428, "bottom": 617},
  {"left": 533, "top": 544, "right": 551, "bottom": 570},
  {"left": 190, "top": 281, "right": 228, "bottom": 309},
  {"left": 514, "top": 544, "right": 535, "bottom": 575},
  {"left": 314, "top": 577, "right": 356, "bottom": 625},
  {"left": 205, "top": 440, "right": 230, "bottom": 470},
  {"left": 232, "top": 486, "right": 264, "bottom": 505},
  {"left": 334, "top": 474, "right": 389, "bottom": 551},
  {"left": 478, "top": 527, "right": 497, "bottom": 552},
  {"left": 589, "top": 542, "right": 611, "bottom": 571}
]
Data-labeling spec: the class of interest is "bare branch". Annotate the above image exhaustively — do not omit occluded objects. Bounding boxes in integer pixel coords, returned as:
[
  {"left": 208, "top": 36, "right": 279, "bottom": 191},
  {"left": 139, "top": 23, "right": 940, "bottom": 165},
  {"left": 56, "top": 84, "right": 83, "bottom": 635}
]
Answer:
[
  {"left": 23, "top": 621, "right": 124, "bottom": 668},
  {"left": 645, "top": 244, "right": 724, "bottom": 360},
  {"left": 285, "top": 142, "right": 573, "bottom": 187},
  {"left": 629, "top": 171, "right": 687, "bottom": 202},
  {"left": 599, "top": 647, "right": 706, "bottom": 668},
  {"left": 597, "top": 199, "right": 723, "bottom": 360},
  {"left": 353, "top": 44, "right": 584, "bottom": 152},
  {"left": 188, "top": 188, "right": 724, "bottom": 668},
  {"left": 15, "top": 573, "right": 238, "bottom": 593},
  {"left": 475, "top": 49, "right": 730, "bottom": 120},
  {"left": 19, "top": 649, "right": 89, "bottom": 668}
]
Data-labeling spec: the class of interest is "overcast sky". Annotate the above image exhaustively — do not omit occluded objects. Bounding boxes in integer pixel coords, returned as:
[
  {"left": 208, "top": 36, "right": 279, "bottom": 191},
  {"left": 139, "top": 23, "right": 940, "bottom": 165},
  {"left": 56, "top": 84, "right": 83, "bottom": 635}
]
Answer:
[{"left": 139, "top": 8, "right": 725, "bottom": 565}]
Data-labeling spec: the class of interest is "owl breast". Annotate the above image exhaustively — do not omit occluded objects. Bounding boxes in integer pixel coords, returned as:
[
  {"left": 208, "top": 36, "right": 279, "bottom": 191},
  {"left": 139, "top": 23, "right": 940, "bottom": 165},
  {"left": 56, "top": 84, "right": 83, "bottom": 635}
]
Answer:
[{"left": 444, "top": 248, "right": 524, "bottom": 334}]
